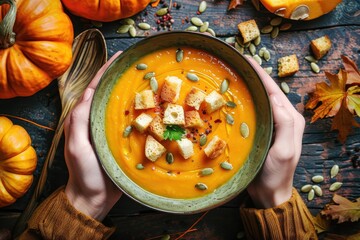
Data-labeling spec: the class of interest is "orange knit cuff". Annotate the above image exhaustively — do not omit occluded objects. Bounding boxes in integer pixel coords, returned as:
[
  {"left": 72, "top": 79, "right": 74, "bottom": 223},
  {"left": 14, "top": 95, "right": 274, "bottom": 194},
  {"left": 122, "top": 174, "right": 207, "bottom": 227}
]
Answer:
[
  {"left": 26, "top": 186, "right": 115, "bottom": 239},
  {"left": 239, "top": 188, "right": 318, "bottom": 240}
]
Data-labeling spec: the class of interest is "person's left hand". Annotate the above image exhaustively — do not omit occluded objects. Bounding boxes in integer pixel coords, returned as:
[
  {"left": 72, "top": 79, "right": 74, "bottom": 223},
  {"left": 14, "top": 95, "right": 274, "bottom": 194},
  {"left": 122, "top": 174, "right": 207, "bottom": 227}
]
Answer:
[{"left": 64, "top": 52, "right": 122, "bottom": 221}]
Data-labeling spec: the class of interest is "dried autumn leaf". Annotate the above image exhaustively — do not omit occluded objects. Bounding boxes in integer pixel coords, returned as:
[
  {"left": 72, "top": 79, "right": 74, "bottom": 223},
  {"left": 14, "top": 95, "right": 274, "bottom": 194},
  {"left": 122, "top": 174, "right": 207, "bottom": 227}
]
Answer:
[
  {"left": 342, "top": 55, "right": 360, "bottom": 85},
  {"left": 347, "top": 85, "right": 360, "bottom": 117},
  {"left": 321, "top": 194, "right": 360, "bottom": 223},
  {"left": 313, "top": 213, "right": 331, "bottom": 234},
  {"left": 228, "top": 0, "right": 244, "bottom": 10}
]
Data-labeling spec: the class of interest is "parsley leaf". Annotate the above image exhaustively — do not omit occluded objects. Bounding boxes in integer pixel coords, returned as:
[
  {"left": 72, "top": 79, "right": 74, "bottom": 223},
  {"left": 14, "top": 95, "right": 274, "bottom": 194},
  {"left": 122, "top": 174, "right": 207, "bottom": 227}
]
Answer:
[{"left": 163, "top": 125, "right": 185, "bottom": 141}]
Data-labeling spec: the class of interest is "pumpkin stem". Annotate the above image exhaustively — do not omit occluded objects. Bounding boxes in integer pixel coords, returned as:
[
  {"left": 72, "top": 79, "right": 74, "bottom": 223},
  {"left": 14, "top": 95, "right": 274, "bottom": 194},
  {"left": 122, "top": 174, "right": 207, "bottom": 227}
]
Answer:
[{"left": 0, "top": 0, "right": 16, "bottom": 49}]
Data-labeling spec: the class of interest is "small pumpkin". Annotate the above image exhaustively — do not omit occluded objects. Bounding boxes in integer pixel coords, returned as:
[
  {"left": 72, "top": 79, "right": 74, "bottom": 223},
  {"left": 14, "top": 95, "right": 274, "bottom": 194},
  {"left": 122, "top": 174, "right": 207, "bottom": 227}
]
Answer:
[
  {"left": 61, "top": 0, "right": 152, "bottom": 22},
  {"left": 259, "top": 0, "right": 342, "bottom": 20},
  {"left": 0, "top": 0, "right": 73, "bottom": 99},
  {"left": 0, "top": 116, "right": 37, "bottom": 207}
]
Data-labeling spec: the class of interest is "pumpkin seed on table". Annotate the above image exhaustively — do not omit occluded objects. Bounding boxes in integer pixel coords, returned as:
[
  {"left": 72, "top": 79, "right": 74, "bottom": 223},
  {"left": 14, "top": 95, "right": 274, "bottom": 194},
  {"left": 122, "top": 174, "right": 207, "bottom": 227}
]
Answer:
[
  {"left": 311, "top": 62, "right": 320, "bottom": 73},
  {"left": 258, "top": 47, "right": 266, "bottom": 57},
  {"left": 329, "top": 182, "right": 343, "bottom": 191},
  {"left": 206, "top": 28, "right": 216, "bottom": 37},
  {"left": 122, "top": 18, "right": 135, "bottom": 25},
  {"left": 312, "top": 185, "right": 323, "bottom": 196},
  {"left": 305, "top": 55, "right": 318, "bottom": 63},
  {"left": 129, "top": 25, "right": 136, "bottom": 37},
  {"left": 264, "top": 67, "right": 273, "bottom": 75},
  {"left": 144, "top": 72, "right": 155, "bottom": 80},
  {"left": 280, "top": 23, "right": 292, "bottom": 31},
  {"left": 136, "top": 163, "right": 145, "bottom": 170},
  {"left": 270, "top": 17, "right": 283, "bottom": 26},
  {"left": 199, "top": 134, "right": 207, "bottom": 146},
  {"left": 301, "top": 184, "right": 312, "bottom": 193},
  {"left": 136, "top": 63, "right": 148, "bottom": 70},
  {"left": 253, "top": 54, "right": 262, "bottom": 65},
  {"left": 123, "top": 125, "right": 133, "bottom": 137},
  {"left": 253, "top": 36, "right": 261, "bottom": 46},
  {"left": 185, "top": 26, "right": 198, "bottom": 32},
  {"left": 138, "top": 22, "right": 151, "bottom": 30},
  {"left": 200, "top": 167, "right": 214, "bottom": 176},
  {"left": 226, "top": 113, "right": 234, "bottom": 125},
  {"left": 156, "top": 7, "right": 168, "bottom": 16},
  {"left": 199, "top": 1, "right": 207, "bottom": 13},
  {"left": 225, "top": 36, "right": 236, "bottom": 44},
  {"left": 280, "top": 81, "right": 290, "bottom": 94},
  {"left": 187, "top": 72, "right": 199, "bottom": 82},
  {"left": 312, "top": 175, "right": 324, "bottom": 183},
  {"left": 191, "top": 17, "right": 204, "bottom": 27},
  {"left": 200, "top": 21, "right": 209, "bottom": 32},
  {"left": 240, "top": 122, "right": 249, "bottom": 138},
  {"left": 271, "top": 26, "right": 279, "bottom": 38},
  {"left": 166, "top": 152, "right": 174, "bottom": 164},
  {"left": 263, "top": 50, "right": 271, "bottom": 61},
  {"left": 117, "top": 25, "right": 131, "bottom": 34},
  {"left": 330, "top": 164, "right": 339, "bottom": 178},
  {"left": 220, "top": 79, "right": 229, "bottom": 93},
  {"left": 220, "top": 161, "right": 233, "bottom": 170},
  {"left": 195, "top": 182, "right": 208, "bottom": 190},
  {"left": 261, "top": 25, "right": 273, "bottom": 34},
  {"left": 160, "top": 234, "right": 170, "bottom": 240},
  {"left": 249, "top": 43, "right": 256, "bottom": 56},
  {"left": 234, "top": 42, "right": 244, "bottom": 54},
  {"left": 308, "top": 189, "right": 315, "bottom": 201},
  {"left": 176, "top": 48, "right": 183, "bottom": 62}
]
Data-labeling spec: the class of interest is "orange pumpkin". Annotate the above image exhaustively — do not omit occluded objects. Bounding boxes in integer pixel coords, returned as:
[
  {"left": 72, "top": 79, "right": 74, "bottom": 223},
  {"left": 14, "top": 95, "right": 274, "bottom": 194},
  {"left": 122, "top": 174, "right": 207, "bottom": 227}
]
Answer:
[
  {"left": 0, "top": 116, "right": 37, "bottom": 207},
  {"left": 0, "top": 0, "right": 73, "bottom": 99},
  {"left": 259, "top": 0, "right": 342, "bottom": 20},
  {"left": 61, "top": 0, "right": 151, "bottom": 22}
]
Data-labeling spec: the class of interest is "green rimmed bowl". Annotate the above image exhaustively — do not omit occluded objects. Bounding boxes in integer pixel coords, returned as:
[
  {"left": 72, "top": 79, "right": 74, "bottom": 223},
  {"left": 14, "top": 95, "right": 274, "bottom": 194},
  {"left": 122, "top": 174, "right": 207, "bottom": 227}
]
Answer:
[{"left": 90, "top": 31, "right": 273, "bottom": 214}]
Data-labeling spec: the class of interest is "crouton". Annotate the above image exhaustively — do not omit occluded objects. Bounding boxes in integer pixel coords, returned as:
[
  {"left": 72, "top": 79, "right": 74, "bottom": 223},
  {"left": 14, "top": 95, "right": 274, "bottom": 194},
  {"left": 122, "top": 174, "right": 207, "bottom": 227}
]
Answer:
[
  {"left": 145, "top": 135, "right": 166, "bottom": 162},
  {"left": 311, "top": 35, "right": 331, "bottom": 60},
  {"left": 149, "top": 115, "right": 166, "bottom": 141},
  {"left": 160, "top": 76, "right": 182, "bottom": 103},
  {"left": 135, "top": 90, "right": 156, "bottom": 110},
  {"left": 176, "top": 138, "right": 194, "bottom": 159},
  {"left": 185, "top": 111, "right": 203, "bottom": 128},
  {"left": 204, "top": 135, "right": 227, "bottom": 159},
  {"left": 204, "top": 90, "right": 226, "bottom": 113},
  {"left": 277, "top": 54, "right": 299, "bottom": 77},
  {"left": 163, "top": 104, "right": 185, "bottom": 125},
  {"left": 237, "top": 19, "right": 260, "bottom": 43},
  {"left": 185, "top": 87, "right": 206, "bottom": 110},
  {"left": 133, "top": 113, "right": 153, "bottom": 133}
]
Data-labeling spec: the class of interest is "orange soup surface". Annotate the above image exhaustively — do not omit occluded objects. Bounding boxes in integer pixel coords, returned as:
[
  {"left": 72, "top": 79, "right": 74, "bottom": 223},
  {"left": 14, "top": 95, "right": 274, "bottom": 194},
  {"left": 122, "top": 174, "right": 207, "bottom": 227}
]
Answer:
[{"left": 106, "top": 47, "right": 256, "bottom": 199}]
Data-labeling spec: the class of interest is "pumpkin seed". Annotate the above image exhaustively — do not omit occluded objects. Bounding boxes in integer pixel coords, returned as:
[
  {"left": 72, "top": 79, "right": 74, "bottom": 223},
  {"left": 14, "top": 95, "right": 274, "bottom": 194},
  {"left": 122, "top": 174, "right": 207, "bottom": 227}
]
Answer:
[
  {"left": 330, "top": 164, "right": 339, "bottom": 178},
  {"left": 280, "top": 81, "right": 290, "bottom": 94},
  {"left": 176, "top": 48, "right": 184, "bottom": 62},
  {"left": 253, "top": 54, "right": 262, "bottom": 65},
  {"left": 136, "top": 163, "right": 145, "bottom": 170},
  {"left": 271, "top": 26, "right": 279, "bottom": 39},
  {"left": 311, "top": 62, "right": 320, "bottom": 73},
  {"left": 136, "top": 63, "right": 148, "bottom": 70},
  {"left": 200, "top": 167, "right": 214, "bottom": 176},
  {"left": 253, "top": 36, "right": 261, "bottom": 46},
  {"left": 226, "top": 101, "right": 237, "bottom": 108},
  {"left": 206, "top": 28, "right": 216, "bottom": 36},
  {"left": 156, "top": 7, "right": 168, "bottom": 16},
  {"left": 234, "top": 42, "right": 244, "bottom": 54},
  {"left": 329, "top": 182, "right": 343, "bottom": 191},
  {"left": 138, "top": 22, "right": 151, "bottom": 30},
  {"left": 305, "top": 55, "right": 318, "bottom": 63},
  {"left": 117, "top": 25, "right": 131, "bottom": 34},
  {"left": 263, "top": 50, "right": 271, "bottom": 61},
  {"left": 185, "top": 26, "right": 198, "bottom": 32},
  {"left": 312, "top": 175, "right": 324, "bottom": 183},
  {"left": 244, "top": 41, "right": 251, "bottom": 48},
  {"left": 200, "top": 21, "right": 209, "bottom": 32},
  {"left": 220, "top": 161, "right": 233, "bottom": 170},
  {"left": 308, "top": 189, "right": 315, "bottom": 201},
  {"left": 187, "top": 72, "right": 199, "bottom": 82},
  {"left": 220, "top": 79, "right": 229, "bottom": 93},
  {"left": 150, "top": 77, "right": 158, "bottom": 93},
  {"left": 123, "top": 125, "right": 133, "bottom": 137},
  {"left": 225, "top": 36, "right": 236, "bottom": 44},
  {"left": 312, "top": 185, "right": 323, "bottom": 197},
  {"left": 199, "top": 134, "right": 207, "bottom": 146},
  {"left": 166, "top": 152, "right": 174, "bottom": 164},
  {"left": 301, "top": 184, "right": 312, "bottom": 193},
  {"left": 235, "top": 36, "right": 245, "bottom": 47},
  {"left": 280, "top": 23, "right": 292, "bottom": 31},
  {"left": 143, "top": 72, "right": 155, "bottom": 80},
  {"left": 195, "top": 183, "right": 208, "bottom": 190},
  {"left": 240, "top": 122, "right": 249, "bottom": 138},
  {"left": 261, "top": 25, "right": 273, "bottom": 34},
  {"left": 122, "top": 18, "right": 135, "bottom": 25},
  {"left": 258, "top": 47, "right": 266, "bottom": 58},
  {"left": 129, "top": 25, "right": 136, "bottom": 37},
  {"left": 249, "top": 43, "right": 256, "bottom": 56},
  {"left": 91, "top": 21, "right": 103, "bottom": 28},
  {"left": 160, "top": 234, "right": 170, "bottom": 240},
  {"left": 199, "top": 1, "right": 207, "bottom": 13},
  {"left": 226, "top": 114, "right": 234, "bottom": 125},
  {"left": 270, "top": 17, "right": 283, "bottom": 26},
  {"left": 191, "top": 17, "right": 204, "bottom": 27},
  {"left": 264, "top": 67, "right": 273, "bottom": 75}
]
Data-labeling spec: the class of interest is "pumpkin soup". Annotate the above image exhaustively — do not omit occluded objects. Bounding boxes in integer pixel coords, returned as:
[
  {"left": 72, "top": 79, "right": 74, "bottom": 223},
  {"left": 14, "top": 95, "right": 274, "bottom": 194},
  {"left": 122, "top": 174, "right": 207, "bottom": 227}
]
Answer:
[{"left": 105, "top": 46, "right": 256, "bottom": 199}]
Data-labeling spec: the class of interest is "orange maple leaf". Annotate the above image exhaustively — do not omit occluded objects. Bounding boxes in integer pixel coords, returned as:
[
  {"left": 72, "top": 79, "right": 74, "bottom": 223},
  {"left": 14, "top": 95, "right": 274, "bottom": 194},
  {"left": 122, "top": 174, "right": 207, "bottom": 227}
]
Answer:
[
  {"left": 342, "top": 55, "right": 360, "bottom": 85},
  {"left": 321, "top": 194, "right": 360, "bottom": 224}
]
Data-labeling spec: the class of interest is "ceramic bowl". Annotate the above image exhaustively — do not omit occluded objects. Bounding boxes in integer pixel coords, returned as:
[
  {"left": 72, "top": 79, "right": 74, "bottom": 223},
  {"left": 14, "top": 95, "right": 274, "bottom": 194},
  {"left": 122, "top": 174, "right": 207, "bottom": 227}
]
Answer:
[{"left": 90, "top": 31, "right": 273, "bottom": 214}]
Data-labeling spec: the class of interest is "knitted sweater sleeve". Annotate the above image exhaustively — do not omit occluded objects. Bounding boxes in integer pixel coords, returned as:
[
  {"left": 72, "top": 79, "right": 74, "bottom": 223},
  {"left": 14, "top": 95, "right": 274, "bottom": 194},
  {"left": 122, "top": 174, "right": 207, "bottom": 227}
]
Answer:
[
  {"left": 239, "top": 188, "right": 318, "bottom": 240},
  {"left": 19, "top": 187, "right": 115, "bottom": 240}
]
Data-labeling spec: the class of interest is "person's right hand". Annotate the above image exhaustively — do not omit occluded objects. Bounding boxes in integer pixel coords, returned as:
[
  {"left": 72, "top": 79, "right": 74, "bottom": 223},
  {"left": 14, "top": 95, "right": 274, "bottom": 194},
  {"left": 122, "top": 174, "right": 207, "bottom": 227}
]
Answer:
[{"left": 246, "top": 58, "right": 305, "bottom": 209}]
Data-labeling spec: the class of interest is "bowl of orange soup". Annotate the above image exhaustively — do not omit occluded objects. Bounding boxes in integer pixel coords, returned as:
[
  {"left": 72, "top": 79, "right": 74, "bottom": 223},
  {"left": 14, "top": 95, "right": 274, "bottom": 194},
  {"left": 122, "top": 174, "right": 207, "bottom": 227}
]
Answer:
[{"left": 90, "top": 32, "right": 273, "bottom": 213}]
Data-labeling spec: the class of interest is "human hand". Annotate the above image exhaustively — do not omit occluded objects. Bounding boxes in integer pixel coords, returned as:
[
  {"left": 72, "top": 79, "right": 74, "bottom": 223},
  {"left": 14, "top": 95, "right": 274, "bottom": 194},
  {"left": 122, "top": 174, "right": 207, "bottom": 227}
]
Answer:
[
  {"left": 64, "top": 51, "right": 123, "bottom": 221},
  {"left": 246, "top": 58, "right": 305, "bottom": 209}
]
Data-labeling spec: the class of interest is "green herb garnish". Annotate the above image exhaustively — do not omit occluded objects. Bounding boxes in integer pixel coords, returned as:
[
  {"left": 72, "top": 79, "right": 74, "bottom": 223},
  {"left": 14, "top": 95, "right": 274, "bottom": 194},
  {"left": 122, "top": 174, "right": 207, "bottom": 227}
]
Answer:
[{"left": 163, "top": 125, "right": 185, "bottom": 141}]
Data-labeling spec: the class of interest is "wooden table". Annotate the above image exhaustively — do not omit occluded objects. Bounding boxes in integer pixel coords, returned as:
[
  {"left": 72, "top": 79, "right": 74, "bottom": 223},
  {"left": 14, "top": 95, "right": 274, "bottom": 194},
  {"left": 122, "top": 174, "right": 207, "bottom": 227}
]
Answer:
[{"left": 1, "top": 0, "right": 360, "bottom": 239}]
